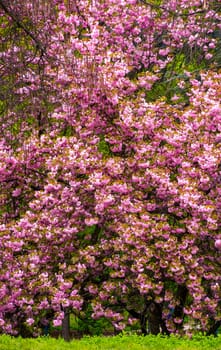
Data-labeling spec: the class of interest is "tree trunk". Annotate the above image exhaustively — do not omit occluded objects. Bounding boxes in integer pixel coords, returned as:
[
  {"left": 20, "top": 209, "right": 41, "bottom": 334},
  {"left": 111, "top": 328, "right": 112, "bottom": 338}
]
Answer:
[
  {"left": 207, "top": 320, "right": 221, "bottom": 336},
  {"left": 173, "top": 285, "right": 188, "bottom": 332},
  {"left": 62, "top": 311, "right": 70, "bottom": 341},
  {"left": 161, "top": 319, "right": 170, "bottom": 335},
  {"left": 140, "top": 314, "right": 148, "bottom": 335},
  {"left": 147, "top": 302, "right": 162, "bottom": 335}
]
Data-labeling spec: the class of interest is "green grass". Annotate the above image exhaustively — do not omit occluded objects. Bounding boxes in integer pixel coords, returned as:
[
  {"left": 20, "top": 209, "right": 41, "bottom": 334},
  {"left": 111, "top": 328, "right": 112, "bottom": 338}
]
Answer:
[{"left": 0, "top": 334, "right": 220, "bottom": 350}]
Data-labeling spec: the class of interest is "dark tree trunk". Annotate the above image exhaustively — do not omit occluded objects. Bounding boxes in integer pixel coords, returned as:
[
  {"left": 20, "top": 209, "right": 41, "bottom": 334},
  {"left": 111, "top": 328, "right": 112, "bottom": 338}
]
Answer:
[
  {"left": 120, "top": 300, "right": 169, "bottom": 336},
  {"left": 140, "top": 314, "right": 148, "bottom": 335},
  {"left": 207, "top": 320, "right": 221, "bottom": 336},
  {"left": 161, "top": 318, "right": 170, "bottom": 335},
  {"left": 62, "top": 311, "right": 70, "bottom": 341},
  {"left": 147, "top": 302, "right": 162, "bottom": 335},
  {"left": 173, "top": 285, "right": 188, "bottom": 331}
]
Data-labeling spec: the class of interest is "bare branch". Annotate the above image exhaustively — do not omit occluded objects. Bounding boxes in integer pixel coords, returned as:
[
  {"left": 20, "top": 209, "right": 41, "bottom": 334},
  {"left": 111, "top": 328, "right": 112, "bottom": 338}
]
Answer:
[{"left": 0, "top": 0, "right": 45, "bottom": 54}]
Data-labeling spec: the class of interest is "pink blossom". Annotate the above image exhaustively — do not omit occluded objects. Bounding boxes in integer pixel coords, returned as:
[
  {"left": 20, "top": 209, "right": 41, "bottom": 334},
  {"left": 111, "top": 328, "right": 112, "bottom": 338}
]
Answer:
[
  {"left": 85, "top": 217, "right": 99, "bottom": 226},
  {"left": 26, "top": 318, "right": 35, "bottom": 326},
  {"left": 215, "top": 239, "right": 221, "bottom": 250},
  {"left": 12, "top": 188, "right": 22, "bottom": 197},
  {"left": 53, "top": 319, "right": 62, "bottom": 327},
  {"left": 205, "top": 53, "right": 213, "bottom": 60}
]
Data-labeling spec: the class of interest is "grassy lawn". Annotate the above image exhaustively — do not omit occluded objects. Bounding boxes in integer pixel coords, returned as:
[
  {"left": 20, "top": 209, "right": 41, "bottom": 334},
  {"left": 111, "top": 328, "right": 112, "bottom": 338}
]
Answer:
[{"left": 0, "top": 334, "right": 220, "bottom": 350}]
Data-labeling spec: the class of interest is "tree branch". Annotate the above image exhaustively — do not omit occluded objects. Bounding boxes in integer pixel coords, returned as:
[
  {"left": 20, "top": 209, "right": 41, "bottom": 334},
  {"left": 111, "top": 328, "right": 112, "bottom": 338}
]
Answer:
[
  {"left": 139, "top": 0, "right": 208, "bottom": 17},
  {"left": 0, "top": 0, "right": 45, "bottom": 54}
]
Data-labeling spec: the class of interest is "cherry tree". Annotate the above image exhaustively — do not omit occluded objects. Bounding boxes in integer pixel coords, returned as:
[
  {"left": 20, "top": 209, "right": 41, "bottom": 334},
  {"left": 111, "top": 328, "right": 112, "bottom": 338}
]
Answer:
[{"left": 0, "top": 0, "right": 220, "bottom": 338}]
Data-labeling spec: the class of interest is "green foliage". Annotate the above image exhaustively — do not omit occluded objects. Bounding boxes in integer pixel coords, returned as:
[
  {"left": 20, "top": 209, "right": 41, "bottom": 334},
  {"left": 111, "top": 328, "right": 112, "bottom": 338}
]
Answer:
[
  {"left": 60, "top": 124, "right": 75, "bottom": 137},
  {"left": 70, "top": 314, "right": 113, "bottom": 336},
  {"left": 77, "top": 225, "right": 97, "bottom": 240},
  {"left": 73, "top": 50, "right": 83, "bottom": 59},
  {"left": 212, "top": 31, "right": 221, "bottom": 66},
  {"left": 98, "top": 136, "right": 112, "bottom": 158},
  {"left": 0, "top": 334, "right": 220, "bottom": 350},
  {"left": 0, "top": 101, "right": 7, "bottom": 116},
  {"left": 146, "top": 52, "right": 208, "bottom": 103}
]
